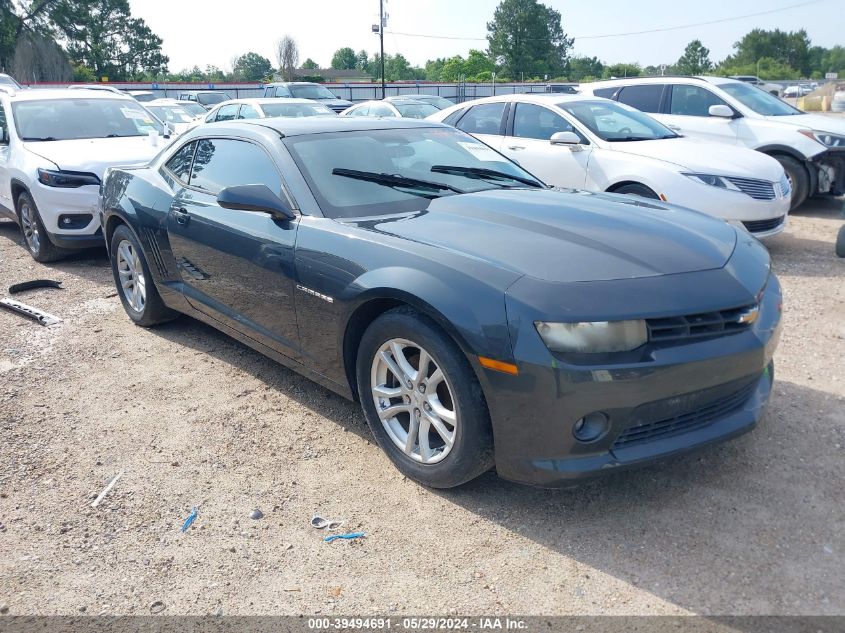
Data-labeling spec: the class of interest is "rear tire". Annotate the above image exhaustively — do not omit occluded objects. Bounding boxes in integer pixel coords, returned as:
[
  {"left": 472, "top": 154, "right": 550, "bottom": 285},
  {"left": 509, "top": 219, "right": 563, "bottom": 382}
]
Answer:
[
  {"left": 356, "top": 307, "right": 494, "bottom": 488},
  {"left": 16, "top": 192, "right": 66, "bottom": 263},
  {"left": 612, "top": 183, "right": 660, "bottom": 200},
  {"left": 836, "top": 225, "right": 845, "bottom": 258},
  {"left": 772, "top": 154, "right": 809, "bottom": 211},
  {"left": 109, "top": 224, "right": 177, "bottom": 327}
]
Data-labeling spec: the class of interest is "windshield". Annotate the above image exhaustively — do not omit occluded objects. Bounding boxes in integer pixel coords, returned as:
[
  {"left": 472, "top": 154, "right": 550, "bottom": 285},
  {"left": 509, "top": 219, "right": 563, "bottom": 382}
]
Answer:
[
  {"left": 261, "top": 103, "right": 336, "bottom": 118},
  {"left": 284, "top": 127, "right": 543, "bottom": 219},
  {"left": 289, "top": 84, "right": 338, "bottom": 100},
  {"left": 415, "top": 95, "right": 454, "bottom": 110},
  {"left": 719, "top": 82, "right": 801, "bottom": 116},
  {"left": 395, "top": 103, "right": 440, "bottom": 119},
  {"left": 147, "top": 105, "right": 196, "bottom": 123},
  {"left": 179, "top": 103, "right": 207, "bottom": 117},
  {"left": 12, "top": 98, "right": 164, "bottom": 140},
  {"left": 130, "top": 92, "right": 156, "bottom": 102},
  {"left": 559, "top": 100, "right": 678, "bottom": 141},
  {"left": 197, "top": 92, "right": 228, "bottom": 106}
]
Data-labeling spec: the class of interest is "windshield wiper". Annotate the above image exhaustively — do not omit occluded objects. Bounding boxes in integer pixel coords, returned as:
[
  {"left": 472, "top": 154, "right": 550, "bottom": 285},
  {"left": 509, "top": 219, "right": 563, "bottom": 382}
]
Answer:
[
  {"left": 332, "top": 168, "right": 465, "bottom": 198},
  {"left": 609, "top": 136, "right": 653, "bottom": 142},
  {"left": 430, "top": 165, "right": 543, "bottom": 188},
  {"left": 21, "top": 136, "right": 57, "bottom": 142}
]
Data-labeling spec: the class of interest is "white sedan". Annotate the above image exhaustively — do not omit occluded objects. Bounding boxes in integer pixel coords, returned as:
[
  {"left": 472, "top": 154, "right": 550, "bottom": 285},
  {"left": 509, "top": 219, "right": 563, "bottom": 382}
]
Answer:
[{"left": 429, "top": 94, "right": 791, "bottom": 238}]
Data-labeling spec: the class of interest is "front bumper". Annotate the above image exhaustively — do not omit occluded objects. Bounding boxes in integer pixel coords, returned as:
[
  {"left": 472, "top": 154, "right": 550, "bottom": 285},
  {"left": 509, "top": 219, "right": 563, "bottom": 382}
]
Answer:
[
  {"left": 30, "top": 181, "right": 102, "bottom": 236},
  {"left": 666, "top": 186, "right": 790, "bottom": 237},
  {"left": 482, "top": 261, "right": 781, "bottom": 487}
]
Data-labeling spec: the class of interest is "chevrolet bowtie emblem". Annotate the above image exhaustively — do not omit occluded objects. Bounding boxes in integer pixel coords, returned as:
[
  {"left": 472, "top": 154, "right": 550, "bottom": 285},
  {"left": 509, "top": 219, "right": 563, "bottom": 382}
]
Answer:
[{"left": 737, "top": 305, "right": 759, "bottom": 325}]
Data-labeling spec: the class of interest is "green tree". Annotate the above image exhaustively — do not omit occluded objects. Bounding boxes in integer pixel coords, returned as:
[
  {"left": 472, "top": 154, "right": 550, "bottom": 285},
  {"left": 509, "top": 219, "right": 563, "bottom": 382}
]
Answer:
[
  {"left": 301, "top": 57, "right": 318, "bottom": 69},
  {"left": 331, "top": 47, "right": 357, "bottom": 70},
  {"left": 727, "top": 28, "right": 812, "bottom": 76},
  {"left": 232, "top": 52, "right": 272, "bottom": 81},
  {"left": 602, "top": 63, "right": 641, "bottom": 79},
  {"left": 49, "top": 0, "right": 167, "bottom": 80},
  {"left": 567, "top": 56, "right": 603, "bottom": 81},
  {"left": 821, "top": 45, "right": 845, "bottom": 77},
  {"left": 355, "top": 49, "right": 368, "bottom": 70},
  {"left": 676, "top": 39, "right": 712, "bottom": 75},
  {"left": 464, "top": 49, "right": 495, "bottom": 80},
  {"left": 487, "top": 0, "right": 573, "bottom": 80}
]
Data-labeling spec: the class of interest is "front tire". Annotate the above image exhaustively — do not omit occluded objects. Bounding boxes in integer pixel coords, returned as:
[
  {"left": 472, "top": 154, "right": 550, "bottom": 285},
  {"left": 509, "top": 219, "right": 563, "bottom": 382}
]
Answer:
[
  {"left": 16, "top": 192, "right": 66, "bottom": 263},
  {"left": 109, "top": 224, "right": 177, "bottom": 327},
  {"left": 772, "top": 154, "right": 809, "bottom": 210},
  {"left": 356, "top": 307, "right": 494, "bottom": 488},
  {"left": 612, "top": 183, "right": 660, "bottom": 200}
]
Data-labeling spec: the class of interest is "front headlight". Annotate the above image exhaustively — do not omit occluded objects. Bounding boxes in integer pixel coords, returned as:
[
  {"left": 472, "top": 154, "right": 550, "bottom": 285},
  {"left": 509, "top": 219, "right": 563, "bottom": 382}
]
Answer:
[
  {"left": 682, "top": 173, "right": 741, "bottom": 191},
  {"left": 37, "top": 168, "right": 100, "bottom": 188},
  {"left": 535, "top": 320, "right": 648, "bottom": 354},
  {"left": 798, "top": 129, "right": 845, "bottom": 148}
]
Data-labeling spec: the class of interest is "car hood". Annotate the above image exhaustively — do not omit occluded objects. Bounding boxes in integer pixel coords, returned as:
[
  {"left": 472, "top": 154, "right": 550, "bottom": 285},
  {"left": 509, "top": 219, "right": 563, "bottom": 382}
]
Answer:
[
  {"left": 610, "top": 137, "right": 784, "bottom": 180},
  {"left": 765, "top": 112, "right": 845, "bottom": 135},
  {"left": 354, "top": 189, "right": 736, "bottom": 283},
  {"left": 24, "top": 136, "right": 169, "bottom": 178}
]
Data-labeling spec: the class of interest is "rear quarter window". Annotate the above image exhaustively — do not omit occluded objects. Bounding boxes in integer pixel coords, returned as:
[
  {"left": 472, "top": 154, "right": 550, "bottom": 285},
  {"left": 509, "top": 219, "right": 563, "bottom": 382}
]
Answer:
[{"left": 616, "top": 85, "right": 665, "bottom": 113}]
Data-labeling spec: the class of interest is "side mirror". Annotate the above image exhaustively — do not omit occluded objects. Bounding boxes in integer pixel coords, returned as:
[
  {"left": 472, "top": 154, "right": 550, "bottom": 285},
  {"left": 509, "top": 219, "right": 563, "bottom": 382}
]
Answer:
[
  {"left": 709, "top": 104, "right": 734, "bottom": 118},
  {"left": 217, "top": 184, "right": 296, "bottom": 220},
  {"left": 550, "top": 131, "right": 583, "bottom": 151}
]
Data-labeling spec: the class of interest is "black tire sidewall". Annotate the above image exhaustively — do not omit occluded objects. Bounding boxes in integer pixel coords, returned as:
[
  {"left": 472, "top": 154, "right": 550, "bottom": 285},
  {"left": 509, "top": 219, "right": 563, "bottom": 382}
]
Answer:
[
  {"left": 773, "top": 155, "right": 809, "bottom": 211},
  {"left": 836, "top": 225, "right": 845, "bottom": 258},
  {"left": 16, "top": 192, "right": 60, "bottom": 262},
  {"left": 614, "top": 184, "right": 659, "bottom": 200},
  {"left": 356, "top": 308, "right": 494, "bottom": 488}
]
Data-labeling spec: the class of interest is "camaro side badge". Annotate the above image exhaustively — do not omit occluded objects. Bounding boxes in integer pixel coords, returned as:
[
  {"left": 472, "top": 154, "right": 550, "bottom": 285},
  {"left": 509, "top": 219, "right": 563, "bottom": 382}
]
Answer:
[
  {"left": 296, "top": 285, "right": 334, "bottom": 304},
  {"left": 737, "top": 305, "right": 760, "bottom": 325}
]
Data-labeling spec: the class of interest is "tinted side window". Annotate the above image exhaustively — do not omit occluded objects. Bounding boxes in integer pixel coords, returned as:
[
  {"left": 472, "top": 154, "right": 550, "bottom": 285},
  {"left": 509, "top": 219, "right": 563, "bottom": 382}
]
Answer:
[
  {"left": 669, "top": 85, "right": 727, "bottom": 116},
  {"left": 592, "top": 87, "right": 618, "bottom": 99},
  {"left": 368, "top": 103, "right": 395, "bottom": 117},
  {"left": 456, "top": 102, "right": 506, "bottom": 135},
  {"left": 0, "top": 103, "right": 8, "bottom": 144},
  {"left": 239, "top": 105, "right": 259, "bottom": 119},
  {"left": 275, "top": 86, "right": 292, "bottom": 98},
  {"left": 616, "top": 85, "right": 664, "bottom": 112},
  {"left": 164, "top": 141, "right": 196, "bottom": 183},
  {"left": 442, "top": 107, "right": 466, "bottom": 127},
  {"left": 189, "top": 139, "right": 282, "bottom": 195},
  {"left": 347, "top": 105, "right": 369, "bottom": 117},
  {"left": 513, "top": 103, "right": 579, "bottom": 141},
  {"left": 215, "top": 104, "right": 239, "bottom": 122}
]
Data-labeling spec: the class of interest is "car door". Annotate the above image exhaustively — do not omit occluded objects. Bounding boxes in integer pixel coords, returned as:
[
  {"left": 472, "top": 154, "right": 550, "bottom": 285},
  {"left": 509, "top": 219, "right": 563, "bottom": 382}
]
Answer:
[
  {"left": 454, "top": 102, "right": 507, "bottom": 149},
  {"left": 659, "top": 84, "right": 740, "bottom": 145},
  {"left": 0, "top": 102, "right": 13, "bottom": 218},
  {"left": 497, "top": 103, "right": 592, "bottom": 190},
  {"left": 165, "top": 137, "right": 301, "bottom": 360}
]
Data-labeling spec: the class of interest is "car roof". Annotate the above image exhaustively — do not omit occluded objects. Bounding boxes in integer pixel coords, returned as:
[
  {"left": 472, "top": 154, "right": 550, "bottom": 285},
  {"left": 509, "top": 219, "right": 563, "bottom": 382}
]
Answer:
[
  {"left": 200, "top": 116, "right": 446, "bottom": 138},
  {"left": 4, "top": 88, "right": 137, "bottom": 102},
  {"left": 581, "top": 75, "right": 741, "bottom": 88},
  {"left": 146, "top": 98, "right": 185, "bottom": 106},
  {"left": 264, "top": 82, "right": 324, "bottom": 87},
  {"left": 220, "top": 98, "right": 324, "bottom": 106},
  {"left": 444, "top": 93, "right": 608, "bottom": 107}
]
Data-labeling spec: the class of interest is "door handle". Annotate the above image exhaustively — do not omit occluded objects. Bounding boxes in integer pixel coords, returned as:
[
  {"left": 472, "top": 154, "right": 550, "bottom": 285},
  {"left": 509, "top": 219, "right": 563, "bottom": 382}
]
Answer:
[{"left": 507, "top": 145, "right": 526, "bottom": 151}]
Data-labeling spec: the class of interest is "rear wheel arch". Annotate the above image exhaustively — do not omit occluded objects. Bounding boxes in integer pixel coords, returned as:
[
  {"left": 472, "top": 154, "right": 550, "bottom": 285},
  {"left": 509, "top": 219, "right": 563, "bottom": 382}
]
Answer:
[
  {"left": 342, "top": 293, "right": 477, "bottom": 401},
  {"left": 104, "top": 213, "right": 129, "bottom": 250}
]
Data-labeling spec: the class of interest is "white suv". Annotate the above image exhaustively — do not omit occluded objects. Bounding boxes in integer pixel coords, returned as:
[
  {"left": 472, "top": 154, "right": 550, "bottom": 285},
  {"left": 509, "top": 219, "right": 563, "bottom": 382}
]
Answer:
[
  {"left": 0, "top": 87, "right": 170, "bottom": 262},
  {"left": 580, "top": 76, "right": 845, "bottom": 209}
]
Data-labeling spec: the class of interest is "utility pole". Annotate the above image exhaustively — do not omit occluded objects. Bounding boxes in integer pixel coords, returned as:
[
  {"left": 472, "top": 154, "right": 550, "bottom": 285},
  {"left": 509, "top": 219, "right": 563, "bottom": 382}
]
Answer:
[{"left": 379, "top": 0, "right": 386, "bottom": 99}]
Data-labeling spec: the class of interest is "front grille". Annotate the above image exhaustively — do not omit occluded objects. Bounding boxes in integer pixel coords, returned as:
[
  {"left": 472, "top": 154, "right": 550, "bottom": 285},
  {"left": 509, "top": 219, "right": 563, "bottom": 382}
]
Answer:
[
  {"left": 725, "top": 176, "right": 776, "bottom": 200},
  {"left": 777, "top": 173, "right": 791, "bottom": 198},
  {"left": 742, "top": 215, "right": 785, "bottom": 233},
  {"left": 612, "top": 380, "right": 757, "bottom": 450},
  {"left": 646, "top": 305, "right": 756, "bottom": 344}
]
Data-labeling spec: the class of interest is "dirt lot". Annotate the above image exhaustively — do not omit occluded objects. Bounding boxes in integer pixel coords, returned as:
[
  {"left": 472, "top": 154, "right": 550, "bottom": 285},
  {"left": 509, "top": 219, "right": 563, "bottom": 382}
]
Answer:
[{"left": 0, "top": 196, "right": 842, "bottom": 617}]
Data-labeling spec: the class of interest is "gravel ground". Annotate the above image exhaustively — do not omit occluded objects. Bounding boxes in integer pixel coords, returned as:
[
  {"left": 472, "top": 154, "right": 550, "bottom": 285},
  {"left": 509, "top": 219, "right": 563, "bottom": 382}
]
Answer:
[{"left": 0, "top": 195, "right": 842, "bottom": 617}]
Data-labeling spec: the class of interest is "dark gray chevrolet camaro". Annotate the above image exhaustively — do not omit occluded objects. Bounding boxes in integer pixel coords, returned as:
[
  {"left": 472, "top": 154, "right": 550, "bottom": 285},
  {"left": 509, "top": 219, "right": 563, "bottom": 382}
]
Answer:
[{"left": 99, "top": 117, "right": 782, "bottom": 488}]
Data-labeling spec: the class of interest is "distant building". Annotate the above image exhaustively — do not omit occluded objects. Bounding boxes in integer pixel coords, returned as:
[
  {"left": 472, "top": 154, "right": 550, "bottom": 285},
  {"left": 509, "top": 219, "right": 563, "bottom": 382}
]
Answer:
[{"left": 273, "top": 68, "right": 372, "bottom": 83}]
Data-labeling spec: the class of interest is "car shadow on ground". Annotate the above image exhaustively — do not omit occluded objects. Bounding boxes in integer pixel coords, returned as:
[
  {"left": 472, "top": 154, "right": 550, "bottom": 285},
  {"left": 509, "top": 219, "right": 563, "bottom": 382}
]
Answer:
[
  {"left": 792, "top": 195, "right": 844, "bottom": 219},
  {"left": 145, "top": 315, "right": 842, "bottom": 614}
]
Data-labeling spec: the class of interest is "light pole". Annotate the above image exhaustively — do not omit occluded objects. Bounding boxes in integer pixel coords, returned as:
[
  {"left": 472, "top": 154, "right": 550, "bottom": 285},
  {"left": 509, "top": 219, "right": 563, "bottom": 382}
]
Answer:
[{"left": 379, "top": 0, "right": 386, "bottom": 99}]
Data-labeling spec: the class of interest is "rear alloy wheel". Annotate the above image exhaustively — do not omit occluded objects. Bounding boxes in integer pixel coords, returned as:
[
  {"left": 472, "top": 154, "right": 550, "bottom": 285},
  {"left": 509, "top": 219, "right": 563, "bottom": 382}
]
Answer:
[
  {"left": 612, "top": 183, "right": 660, "bottom": 200},
  {"left": 109, "top": 224, "right": 177, "bottom": 327},
  {"left": 357, "top": 307, "right": 494, "bottom": 488},
  {"left": 16, "top": 192, "right": 66, "bottom": 262}
]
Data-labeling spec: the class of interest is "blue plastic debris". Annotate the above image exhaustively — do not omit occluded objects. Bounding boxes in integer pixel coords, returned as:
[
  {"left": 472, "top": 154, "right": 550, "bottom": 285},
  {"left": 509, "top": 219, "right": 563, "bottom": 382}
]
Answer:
[
  {"left": 324, "top": 532, "right": 365, "bottom": 543},
  {"left": 181, "top": 507, "right": 198, "bottom": 533}
]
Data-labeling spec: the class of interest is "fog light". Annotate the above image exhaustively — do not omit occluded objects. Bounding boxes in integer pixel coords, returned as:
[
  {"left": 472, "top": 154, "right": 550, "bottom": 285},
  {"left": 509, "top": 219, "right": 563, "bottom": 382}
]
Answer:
[{"left": 572, "top": 412, "right": 609, "bottom": 442}]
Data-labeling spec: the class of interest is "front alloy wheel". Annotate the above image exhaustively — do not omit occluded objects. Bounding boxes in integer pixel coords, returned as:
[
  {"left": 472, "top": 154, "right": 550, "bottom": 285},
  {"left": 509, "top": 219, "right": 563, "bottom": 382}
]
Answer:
[
  {"left": 19, "top": 198, "right": 40, "bottom": 255},
  {"left": 371, "top": 338, "right": 457, "bottom": 464},
  {"left": 357, "top": 307, "right": 494, "bottom": 488}
]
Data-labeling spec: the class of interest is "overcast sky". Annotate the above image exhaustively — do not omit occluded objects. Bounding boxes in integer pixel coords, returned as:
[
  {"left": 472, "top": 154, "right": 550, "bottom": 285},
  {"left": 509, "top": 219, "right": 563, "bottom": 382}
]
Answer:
[{"left": 127, "top": 0, "right": 842, "bottom": 72}]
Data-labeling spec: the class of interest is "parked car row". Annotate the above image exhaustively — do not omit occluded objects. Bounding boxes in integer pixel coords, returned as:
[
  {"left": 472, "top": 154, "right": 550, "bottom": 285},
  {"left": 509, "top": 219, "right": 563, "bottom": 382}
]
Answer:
[{"left": 0, "top": 80, "right": 812, "bottom": 489}]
